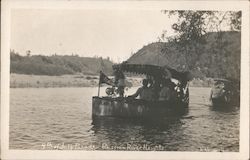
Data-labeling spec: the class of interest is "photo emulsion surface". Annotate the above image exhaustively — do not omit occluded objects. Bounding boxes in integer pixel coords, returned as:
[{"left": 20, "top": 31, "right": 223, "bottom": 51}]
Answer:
[{"left": 9, "top": 9, "right": 241, "bottom": 152}]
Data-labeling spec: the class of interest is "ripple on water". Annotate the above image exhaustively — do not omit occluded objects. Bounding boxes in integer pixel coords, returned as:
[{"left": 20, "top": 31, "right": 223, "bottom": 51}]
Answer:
[{"left": 10, "top": 87, "right": 239, "bottom": 151}]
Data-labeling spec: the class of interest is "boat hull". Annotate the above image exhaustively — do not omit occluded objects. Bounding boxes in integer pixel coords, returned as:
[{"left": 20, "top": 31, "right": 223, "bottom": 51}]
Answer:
[{"left": 92, "top": 96, "right": 188, "bottom": 118}]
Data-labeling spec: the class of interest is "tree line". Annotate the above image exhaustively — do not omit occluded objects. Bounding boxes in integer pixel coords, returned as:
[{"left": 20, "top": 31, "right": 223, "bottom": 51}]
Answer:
[{"left": 10, "top": 50, "right": 114, "bottom": 76}]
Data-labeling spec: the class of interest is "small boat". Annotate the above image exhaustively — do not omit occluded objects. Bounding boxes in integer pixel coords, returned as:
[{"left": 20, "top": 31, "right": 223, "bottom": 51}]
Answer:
[
  {"left": 210, "top": 78, "right": 240, "bottom": 107},
  {"left": 92, "top": 63, "right": 191, "bottom": 118}
]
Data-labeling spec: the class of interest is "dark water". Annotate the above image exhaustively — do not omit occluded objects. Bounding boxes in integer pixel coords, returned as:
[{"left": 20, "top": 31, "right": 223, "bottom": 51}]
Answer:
[{"left": 10, "top": 87, "right": 239, "bottom": 151}]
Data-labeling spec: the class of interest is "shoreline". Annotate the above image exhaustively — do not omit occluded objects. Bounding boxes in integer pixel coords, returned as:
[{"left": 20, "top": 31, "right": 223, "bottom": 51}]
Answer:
[
  {"left": 10, "top": 73, "right": 142, "bottom": 88},
  {"left": 10, "top": 73, "right": 214, "bottom": 88}
]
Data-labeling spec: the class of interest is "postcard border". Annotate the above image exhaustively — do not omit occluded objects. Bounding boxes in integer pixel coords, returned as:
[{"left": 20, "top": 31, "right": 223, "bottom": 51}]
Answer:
[{"left": 1, "top": 0, "right": 249, "bottom": 160}]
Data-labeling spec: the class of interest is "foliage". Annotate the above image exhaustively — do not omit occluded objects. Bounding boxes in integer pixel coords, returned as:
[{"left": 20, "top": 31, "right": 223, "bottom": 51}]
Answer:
[
  {"left": 10, "top": 50, "right": 114, "bottom": 76},
  {"left": 159, "top": 10, "right": 241, "bottom": 81},
  {"left": 161, "top": 10, "right": 241, "bottom": 40}
]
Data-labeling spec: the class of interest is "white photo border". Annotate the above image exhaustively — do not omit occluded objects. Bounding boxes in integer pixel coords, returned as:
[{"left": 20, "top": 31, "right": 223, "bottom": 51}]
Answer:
[{"left": 1, "top": 0, "right": 249, "bottom": 160}]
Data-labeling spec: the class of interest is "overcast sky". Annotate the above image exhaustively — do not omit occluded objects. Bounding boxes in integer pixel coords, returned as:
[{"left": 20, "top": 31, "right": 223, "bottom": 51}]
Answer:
[{"left": 11, "top": 9, "right": 175, "bottom": 62}]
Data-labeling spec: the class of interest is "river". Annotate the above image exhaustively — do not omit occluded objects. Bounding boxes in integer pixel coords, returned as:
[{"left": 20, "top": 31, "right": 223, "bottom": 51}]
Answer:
[{"left": 9, "top": 87, "right": 239, "bottom": 151}]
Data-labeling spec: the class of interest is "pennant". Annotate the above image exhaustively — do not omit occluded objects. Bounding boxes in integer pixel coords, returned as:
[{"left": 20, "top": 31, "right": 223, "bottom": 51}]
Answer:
[{"left": 99, "top": 71, "right": 114, "bottom": 86}]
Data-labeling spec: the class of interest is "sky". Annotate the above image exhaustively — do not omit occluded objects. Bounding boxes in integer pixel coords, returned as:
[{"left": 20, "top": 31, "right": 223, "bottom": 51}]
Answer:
[{"left": 11, "top": 9, "right": 175, "bottom": 62}]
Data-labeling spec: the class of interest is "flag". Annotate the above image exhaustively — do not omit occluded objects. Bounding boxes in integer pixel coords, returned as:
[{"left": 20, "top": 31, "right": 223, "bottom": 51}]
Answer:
[{"left": 99, "top": 71, "right": 114, "bottom": 86}]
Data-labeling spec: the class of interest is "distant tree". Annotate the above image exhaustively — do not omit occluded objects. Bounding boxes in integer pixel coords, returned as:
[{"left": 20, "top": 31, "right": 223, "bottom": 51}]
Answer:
[
  {"left": 10, "top": 50, "right": 22, "bottom": 61},
  {"left": 106, "top": 56, "right": 110, "bottom": 61},
  {"left": 26, "top": 50, "right": 31, "bottom": 57}
]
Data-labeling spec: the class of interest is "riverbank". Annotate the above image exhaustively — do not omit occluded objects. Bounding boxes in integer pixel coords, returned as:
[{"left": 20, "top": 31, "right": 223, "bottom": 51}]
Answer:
[
  {"left": 10, "top": 74, "right": 213, "bottom": 88},
  {"left": 10, "top": 74, "right": 142, "bottom": 88}
]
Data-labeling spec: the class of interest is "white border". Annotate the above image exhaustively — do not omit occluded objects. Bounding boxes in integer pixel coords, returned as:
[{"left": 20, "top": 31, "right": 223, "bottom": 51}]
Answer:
[{"left": 1, "top": 0, "right": 249, "bottom": 160}]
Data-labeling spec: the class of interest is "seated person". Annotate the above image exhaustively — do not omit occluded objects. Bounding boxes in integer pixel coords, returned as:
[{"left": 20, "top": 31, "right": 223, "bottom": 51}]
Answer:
[
  {"left": 210, "top": 81, "right": 226, "bottom": 101},
  {"left": 146, "top": 79, "right": 155, "bottom": 101},
  {"left": 129, "top": 79, "right": 154, "bottom": 101},
  {"left": 147, "top": 78, "right": 158, "bottom": 100},
  {"left": 151, "top": 80, "right": 161, "bottom": 100},
  {"left": 169, "top": 81, "right": 177, "bottom": 100},
  {"left": 159, "top": 79, "right": 171, "bottom": 101}
]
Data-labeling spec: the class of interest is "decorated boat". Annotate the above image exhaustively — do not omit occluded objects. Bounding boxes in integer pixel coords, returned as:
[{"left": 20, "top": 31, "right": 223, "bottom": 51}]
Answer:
[
  {"left": 92, "top": 63, "right": 192, "bottom": 118},
  {"left": 210, "top": 78, "right": 240, "bottom": 107}
]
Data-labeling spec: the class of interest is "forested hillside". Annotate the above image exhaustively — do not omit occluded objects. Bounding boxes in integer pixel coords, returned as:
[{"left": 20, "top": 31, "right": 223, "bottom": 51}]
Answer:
[
  {"left": 10, "top": 51, "right": 114, "bottom": 76},
  {"left": 128, "top": 31, "right": 240, "bottom": 80}
]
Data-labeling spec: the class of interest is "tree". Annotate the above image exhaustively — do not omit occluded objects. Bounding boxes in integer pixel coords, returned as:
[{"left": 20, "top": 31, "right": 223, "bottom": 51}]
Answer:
[
  {"left": 160, "top": 11, "right": 212, "bottom": 70},
  {"left": 161, "top": 10, "right": 241, "bottom": 41},
  {"left": 160, "top": 10, "right": 241, "bottom": 80}
]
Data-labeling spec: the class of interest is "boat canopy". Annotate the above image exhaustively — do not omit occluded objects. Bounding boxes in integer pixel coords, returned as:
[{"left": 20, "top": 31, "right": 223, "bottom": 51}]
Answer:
[
  {"left": 213, "top": 78, "right": 240, "bottom": 88},
  {"left": 113, "top": 63, "right": 192, "bottom": 82},
  {"left": 213, "top": 78, "right": 234, "bottom": 83}
]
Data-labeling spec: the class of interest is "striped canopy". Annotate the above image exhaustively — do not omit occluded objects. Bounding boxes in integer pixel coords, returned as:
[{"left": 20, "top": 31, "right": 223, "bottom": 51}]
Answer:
[{"left": 113, "top": 63, "right": 192, "bottom": 82}]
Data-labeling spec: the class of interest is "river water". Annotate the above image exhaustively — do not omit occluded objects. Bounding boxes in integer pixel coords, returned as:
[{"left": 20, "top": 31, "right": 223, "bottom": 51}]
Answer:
[{"left": 9, "top": 87, "right": 239, "bottom": 151}]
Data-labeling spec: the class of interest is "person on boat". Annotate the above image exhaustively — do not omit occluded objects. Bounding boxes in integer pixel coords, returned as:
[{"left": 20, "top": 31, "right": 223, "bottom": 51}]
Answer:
[
  {"left": 147, "top": 78, "right": 158, "bottom": 100},
  {"left": 147, "top": 78, "right": 153, "bottom": 88},
  {"left": 158, "top": 79, "right": 171, "bottom": 101},
  {"left": 210, "top": 81, "right": 227, "bottom": 102},
  {"left": 147, "top": 78, "right": 155, "bottom": 100},
  {"left": 128, "top": 79, "right": 153, "bottom": 100},
  {"left": 113, "top": 66, "right": 125, "bottom": 97},
  {"left": 169, "top": 80, "right": 178, "bottom": 100}
]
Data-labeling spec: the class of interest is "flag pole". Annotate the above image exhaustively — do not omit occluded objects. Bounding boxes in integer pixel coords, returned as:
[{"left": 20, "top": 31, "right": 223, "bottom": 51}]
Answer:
[
  {"left": 98, "top": 71, "right": 101, "bottom": 97},
  {"left": 98, "top": 58, "right": 104, "bottom": 97},
  {"left": 97, "top": 81, "right": 101, "bottom": 97}
]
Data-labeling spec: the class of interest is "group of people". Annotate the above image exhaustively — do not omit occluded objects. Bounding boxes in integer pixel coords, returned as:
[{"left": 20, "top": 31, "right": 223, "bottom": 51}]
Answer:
[
  {"left": 112, "top": 66, "right": 179, "bottom": 101},
  {"left": 128, "top": 78, "right": 177, "bottom": 101}
]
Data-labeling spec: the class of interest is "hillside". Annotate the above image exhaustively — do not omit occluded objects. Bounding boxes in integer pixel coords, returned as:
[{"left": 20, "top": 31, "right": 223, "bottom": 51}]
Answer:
[
  {"left": 127, "top": 31, "right": 240, "bottom": 80},
  {"left": 10, "top": 53, "right": 114, "bottom": 76}
]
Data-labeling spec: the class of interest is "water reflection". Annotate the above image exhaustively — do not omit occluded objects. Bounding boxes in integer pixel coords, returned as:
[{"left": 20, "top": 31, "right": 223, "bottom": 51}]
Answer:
[
  {"left": 209, "top": 104, "right": 240, "bottom": 113},
  {"left": 90, "top": 101, "right": 239, "bottom": 151},
  {"left": 90, "top": 116, "right": 186, "bottom": 151}
]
